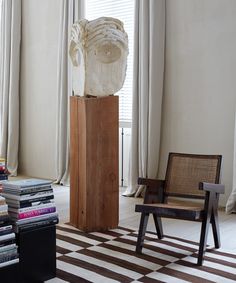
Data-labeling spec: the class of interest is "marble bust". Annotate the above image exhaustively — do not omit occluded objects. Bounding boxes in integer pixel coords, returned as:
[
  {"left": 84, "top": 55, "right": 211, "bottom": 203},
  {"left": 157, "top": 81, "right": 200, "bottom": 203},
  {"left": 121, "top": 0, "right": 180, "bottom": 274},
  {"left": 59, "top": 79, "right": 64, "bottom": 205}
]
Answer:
[{"left": 69, "top": 17, "right": 128, "bottom": 97}]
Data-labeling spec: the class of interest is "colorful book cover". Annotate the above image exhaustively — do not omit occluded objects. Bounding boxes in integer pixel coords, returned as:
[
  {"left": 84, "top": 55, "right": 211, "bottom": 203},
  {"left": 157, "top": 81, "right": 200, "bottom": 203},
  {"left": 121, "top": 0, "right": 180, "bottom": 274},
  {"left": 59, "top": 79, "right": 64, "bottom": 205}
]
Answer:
[
  {"left": 18, "top": 206, "right": 56, "bottom": 219},
  {"left": 16, "top": 212, "right": 58, "bottom": 224},
  {"left": 0, "top": 165, "right": 6, "bottom": 172},
  {"left": 8, "top": 202, "right": 55, "bottom": 213}
]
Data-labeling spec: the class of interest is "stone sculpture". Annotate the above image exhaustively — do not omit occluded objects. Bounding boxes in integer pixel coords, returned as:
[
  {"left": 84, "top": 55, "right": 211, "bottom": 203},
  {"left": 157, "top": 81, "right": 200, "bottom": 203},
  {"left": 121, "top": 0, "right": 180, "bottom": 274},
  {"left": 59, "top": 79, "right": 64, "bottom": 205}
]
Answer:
[{"left": 69, "top": 17, "right": 128, "bottom": 97}]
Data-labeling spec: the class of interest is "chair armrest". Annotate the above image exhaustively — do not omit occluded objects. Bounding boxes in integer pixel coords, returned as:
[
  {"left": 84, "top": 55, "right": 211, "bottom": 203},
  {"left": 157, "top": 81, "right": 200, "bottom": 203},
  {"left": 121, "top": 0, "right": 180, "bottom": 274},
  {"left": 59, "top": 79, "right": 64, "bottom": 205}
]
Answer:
[
  {"left": 138, "top": 178, "right": 165, "bottom": 204},
  {"left": 138, "top": 178, "right": 165, "bottom": 187},
  {"left": 199, "top": 182, "right": 225, "bottom": 194}
]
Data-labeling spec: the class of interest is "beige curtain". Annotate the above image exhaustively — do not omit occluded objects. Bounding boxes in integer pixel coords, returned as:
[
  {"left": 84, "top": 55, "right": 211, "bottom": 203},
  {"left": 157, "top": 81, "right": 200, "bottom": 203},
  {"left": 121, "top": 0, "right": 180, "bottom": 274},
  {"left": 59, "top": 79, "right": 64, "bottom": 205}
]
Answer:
[
  {"left": 56, "top": 0, "right": 84, "bottom": 185},
  {"left": 123, "top": 0, "right": 166, "bottom": 196},
  {"left": 226, "top": 112, "right": 236, "bottom": 213},
  {"left": 0, "top": 0, "right": 21, "bottom": 175}
]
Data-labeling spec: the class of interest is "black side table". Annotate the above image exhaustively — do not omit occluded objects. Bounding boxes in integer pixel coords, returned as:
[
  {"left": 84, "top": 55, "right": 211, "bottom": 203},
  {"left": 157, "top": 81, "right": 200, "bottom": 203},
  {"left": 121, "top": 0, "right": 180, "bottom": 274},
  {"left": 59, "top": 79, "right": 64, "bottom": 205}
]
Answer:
[{"left": 16, "top": 224, "right": 56, "bottom": 283}]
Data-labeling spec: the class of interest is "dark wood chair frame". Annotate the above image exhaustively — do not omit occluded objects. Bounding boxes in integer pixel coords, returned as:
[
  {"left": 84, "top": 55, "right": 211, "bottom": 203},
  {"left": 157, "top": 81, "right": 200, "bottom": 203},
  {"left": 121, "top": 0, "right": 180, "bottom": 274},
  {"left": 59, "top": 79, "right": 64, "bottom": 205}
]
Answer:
[{"left": 135, "top": 153, "right": 224, "bottom": 266}]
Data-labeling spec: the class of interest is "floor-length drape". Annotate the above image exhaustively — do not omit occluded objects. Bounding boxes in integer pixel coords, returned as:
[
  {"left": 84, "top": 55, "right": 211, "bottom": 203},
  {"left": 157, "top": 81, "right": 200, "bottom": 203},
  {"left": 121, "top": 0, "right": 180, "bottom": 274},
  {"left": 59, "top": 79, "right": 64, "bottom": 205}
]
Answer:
[
  {"left": 56, "top": 0, "right": 84, "bottom": 185},
  {"left": 226, "top": 112, "right": 236, "bottom": 213},
  {"left": 0, "top": 0, "right": 21, "bottom": 175},
  {"left": 123, "top": 0, "right": 166, "bottom": 196}
]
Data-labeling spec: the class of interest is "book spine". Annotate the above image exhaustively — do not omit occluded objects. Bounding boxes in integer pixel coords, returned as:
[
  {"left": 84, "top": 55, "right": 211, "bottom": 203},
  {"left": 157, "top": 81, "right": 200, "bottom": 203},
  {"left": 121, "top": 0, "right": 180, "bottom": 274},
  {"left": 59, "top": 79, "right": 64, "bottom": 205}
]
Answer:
[
  {"left": 0, "top": 204, "right": 8, "bottom": 211},
  {"left": 0, "top": 225, "right": 12, "bottom": 236},
  {"left": 2, "top": 190, "right": 53, "bottom": 201},
  {"left": 20, "top": 195, "right": 54, "bottom": 205},
  {"left": 0, "top": 239, "right": 15, "bottom": 247},
  {"left": 0, "top": 244, "right": 16, "bottom": 253},
  {"left": 0, "top": 200, "right": 6, "bottom": 206},
  {"left": 16, "top": 217, "right": 59, "bottom": 232},
  {"left": 2, "top": 182, "right": 52, "bottom": 190},
  {"left": 9, "top": 202, "right": 55, "bottom": 213},
  {"left": 0, "top": 229, "right": 13, "bottom": 237},
  {"left": 3, "top": 185, "right": 52, "bottom": 195},
  {"left": 0, "top": 258, "right": 19, "bottom": 268},
  {"left": 0, "top": 249, "right": 18, "bottom": 262},
  {"left": 5, "top": 194, "right": 54, "bottom": 205},
  {"left": 0, "top": 175, "right": 8, "bottom": 180},
  {"left": 0, "top": 212, "right": 9, "bottom": 218},
  {"left": 19, "top": 185, "right": 52, "bottom": 194},
  {"left": 0, "top": 254, "right": 18, "bottom": 264},
  {"left": 0, "top": 215, "right": 10, "bottom": 224},
  {"left": 18, "top": 206, "right": 56, "bottom": 219},
  {"left": 0, "top": 225, "right": 12, "bottom": 232},
  {"left": 0, "top": 233, "right": 15, "bottom": 243},
  {"left": 20, "top": 190, "right": 53, "bottom": 201},
  {"left": 2, "top": 192, "right": 54, "bottom": 205},
  {"left": 16, "top": 212, "right": 58, "bottom": 224},
  {"left": 8, "top": 198, "right": 54, "bottom": 209}
]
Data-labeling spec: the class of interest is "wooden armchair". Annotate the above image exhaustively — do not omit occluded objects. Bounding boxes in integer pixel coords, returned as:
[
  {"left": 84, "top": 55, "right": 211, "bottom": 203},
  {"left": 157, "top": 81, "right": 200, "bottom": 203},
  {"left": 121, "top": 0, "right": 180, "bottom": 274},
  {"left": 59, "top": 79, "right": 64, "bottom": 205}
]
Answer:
[{"left": 135, "top": 152, "right": 224, "bottom": 265}]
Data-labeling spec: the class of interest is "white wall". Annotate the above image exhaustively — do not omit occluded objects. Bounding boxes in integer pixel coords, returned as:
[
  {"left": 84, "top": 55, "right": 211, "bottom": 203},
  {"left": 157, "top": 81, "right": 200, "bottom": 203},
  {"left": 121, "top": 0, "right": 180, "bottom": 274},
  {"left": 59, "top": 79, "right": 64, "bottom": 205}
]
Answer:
[
  {"left": 19, "top": 0, "right": 61, "bottom": 179},
  {"left": 159, "top": 0, "right": 236, "bottom": 205},
  {"left": 18, "top": 0, "right": 236, "bottom": 205}
]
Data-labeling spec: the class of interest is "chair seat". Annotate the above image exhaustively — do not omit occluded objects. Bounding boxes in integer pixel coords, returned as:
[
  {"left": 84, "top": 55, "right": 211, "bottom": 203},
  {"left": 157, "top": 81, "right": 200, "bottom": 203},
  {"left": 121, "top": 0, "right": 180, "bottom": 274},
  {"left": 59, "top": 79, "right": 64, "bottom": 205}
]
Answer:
[{"left": 135, "top": 202, "right": 204, "bottom": 220}]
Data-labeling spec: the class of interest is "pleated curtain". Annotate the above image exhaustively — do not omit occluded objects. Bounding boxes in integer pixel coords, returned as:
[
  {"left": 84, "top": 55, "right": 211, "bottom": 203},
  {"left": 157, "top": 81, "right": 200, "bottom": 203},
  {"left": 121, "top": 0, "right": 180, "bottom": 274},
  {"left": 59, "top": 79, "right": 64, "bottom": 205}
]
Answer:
[
  {"left": 123, "top": 0, "right": 166, "bottom": 196},
  {"left": 56, "top": 0, "right": 84, "bottom": 185},
  {"left": 0, "top": 0, "right": 21, "bottom": 175}
]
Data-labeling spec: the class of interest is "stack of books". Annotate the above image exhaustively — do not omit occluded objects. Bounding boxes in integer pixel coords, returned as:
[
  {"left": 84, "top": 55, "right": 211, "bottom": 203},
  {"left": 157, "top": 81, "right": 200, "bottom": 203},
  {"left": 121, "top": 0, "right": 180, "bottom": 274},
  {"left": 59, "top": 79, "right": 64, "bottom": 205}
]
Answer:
[
  {"left": 0, "top": 159, "right": 8, "bottom": 192},
  {"left": 1, "top": 179, "right": 58, "bottom": 232},
  {"left": 0, "top": 196, "right": 19, "bottom": 268}
]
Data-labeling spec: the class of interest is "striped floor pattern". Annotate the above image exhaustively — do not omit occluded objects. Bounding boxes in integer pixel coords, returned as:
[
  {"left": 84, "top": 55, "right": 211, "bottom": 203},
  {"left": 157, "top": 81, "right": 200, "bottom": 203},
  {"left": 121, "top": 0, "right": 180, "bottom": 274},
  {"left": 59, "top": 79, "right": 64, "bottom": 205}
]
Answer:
[{"left": 46, "top": 224, "right": 236, "bottom": 283}]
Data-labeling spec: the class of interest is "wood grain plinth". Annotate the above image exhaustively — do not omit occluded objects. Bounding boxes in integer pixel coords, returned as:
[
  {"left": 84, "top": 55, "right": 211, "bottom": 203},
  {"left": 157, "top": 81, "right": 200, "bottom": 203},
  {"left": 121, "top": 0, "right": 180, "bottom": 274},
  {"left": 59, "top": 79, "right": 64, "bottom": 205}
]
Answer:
[{"left": 70, "top": 96, "right": 119, "bottom": 232}]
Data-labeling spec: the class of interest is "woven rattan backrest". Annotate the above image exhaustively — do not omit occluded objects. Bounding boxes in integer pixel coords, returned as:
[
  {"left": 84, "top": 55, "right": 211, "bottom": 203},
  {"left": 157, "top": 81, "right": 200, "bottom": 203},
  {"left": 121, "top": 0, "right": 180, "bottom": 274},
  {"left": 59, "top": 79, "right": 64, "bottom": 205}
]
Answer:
[{"left": 164, "top": 153, "right": 222, "bottom": 198}]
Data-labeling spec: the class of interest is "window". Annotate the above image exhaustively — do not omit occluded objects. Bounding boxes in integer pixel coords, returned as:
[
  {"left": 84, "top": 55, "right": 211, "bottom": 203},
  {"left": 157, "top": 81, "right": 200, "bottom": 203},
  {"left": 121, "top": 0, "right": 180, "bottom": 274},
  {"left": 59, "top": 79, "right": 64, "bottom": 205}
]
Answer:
[{"left": 85, "top": 0, "right": 134, "bottom": 126}]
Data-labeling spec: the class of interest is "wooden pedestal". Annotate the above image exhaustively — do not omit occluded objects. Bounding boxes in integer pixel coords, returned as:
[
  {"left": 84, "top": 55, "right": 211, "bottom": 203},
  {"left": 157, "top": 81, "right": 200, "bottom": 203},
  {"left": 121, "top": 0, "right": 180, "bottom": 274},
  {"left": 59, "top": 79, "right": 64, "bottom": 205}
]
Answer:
[{"left": 70, "top": 95, "right": 119, "bottom": 232}]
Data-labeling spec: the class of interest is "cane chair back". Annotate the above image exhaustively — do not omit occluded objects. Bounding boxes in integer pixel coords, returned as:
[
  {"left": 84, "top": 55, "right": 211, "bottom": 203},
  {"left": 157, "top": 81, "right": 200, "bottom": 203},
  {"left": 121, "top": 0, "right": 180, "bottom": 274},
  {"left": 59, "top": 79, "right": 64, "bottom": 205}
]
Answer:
[{"left": 164, "top": 153, "right": 221, "bottom": 199}]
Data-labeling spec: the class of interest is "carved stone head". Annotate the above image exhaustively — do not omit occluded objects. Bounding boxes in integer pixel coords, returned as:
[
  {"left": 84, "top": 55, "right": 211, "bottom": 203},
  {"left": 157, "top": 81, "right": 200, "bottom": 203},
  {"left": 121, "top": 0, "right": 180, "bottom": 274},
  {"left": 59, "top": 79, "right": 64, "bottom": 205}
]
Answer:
[{"left": 69, "top": 17, "right": 128, "bottom": 96}]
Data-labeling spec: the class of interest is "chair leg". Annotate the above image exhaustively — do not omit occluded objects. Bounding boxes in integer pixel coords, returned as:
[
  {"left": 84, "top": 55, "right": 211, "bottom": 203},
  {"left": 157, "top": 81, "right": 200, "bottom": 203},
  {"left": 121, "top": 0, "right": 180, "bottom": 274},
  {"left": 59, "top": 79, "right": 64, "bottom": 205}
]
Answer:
[
  {"left": 198, "top": 215, "right": 211, "bottom": 265},
  {"left": 211, "top": 209, "right": 221, "bottom": 249},
  {"left": 136, "top": 212, "right": 149, "bottom": 254},
  {"left": 153, "top": 213, "right": 163, "bottom": 239}
]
